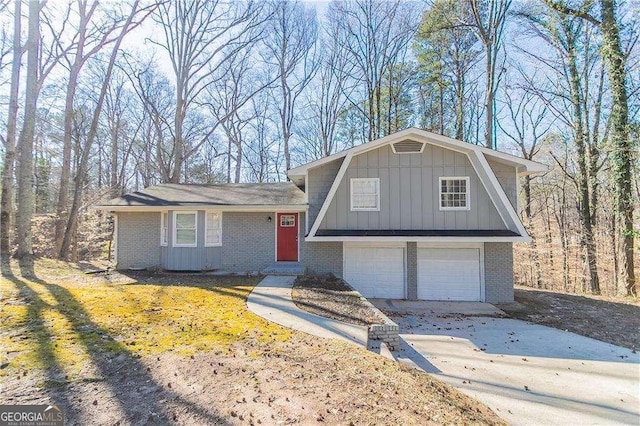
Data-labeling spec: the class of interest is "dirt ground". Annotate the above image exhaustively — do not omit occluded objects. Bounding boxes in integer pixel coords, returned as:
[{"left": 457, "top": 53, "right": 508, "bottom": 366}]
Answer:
[
  {"left": 292, "top": 275, "right": 384, "bottom": 326},
  {"left": 0, "top": 260, "right": 503, "bottom": 425},
  {"left": 499, "top": 286, "right": 640, "bottom": 351}
]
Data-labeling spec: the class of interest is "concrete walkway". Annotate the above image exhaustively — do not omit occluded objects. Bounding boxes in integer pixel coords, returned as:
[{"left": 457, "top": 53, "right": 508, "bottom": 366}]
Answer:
[{"left": 247, "top": 275, "right": 368, "bottom": 346}]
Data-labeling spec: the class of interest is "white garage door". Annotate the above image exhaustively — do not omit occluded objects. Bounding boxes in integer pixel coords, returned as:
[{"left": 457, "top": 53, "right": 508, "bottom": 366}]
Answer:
[
  {"left": 418, "top": 248, "right": 481, "bottom": 301},
  {"left": 344, "top": 246, "right": 405, "bottom": 298}
]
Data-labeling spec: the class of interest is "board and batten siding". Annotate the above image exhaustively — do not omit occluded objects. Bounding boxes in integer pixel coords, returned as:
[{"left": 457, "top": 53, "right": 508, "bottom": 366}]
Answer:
[
  {"left": 486, "top": 157, "right": 518, "bottom": 211},
  {"left": 319, "top": 144, "right": 506, "bottom": 230},
  {"left": 161, "top": 210, "right": 221, "bottom": 271},
  {"left": 307, "top": 158, "right": 343, "bottom": 230}
]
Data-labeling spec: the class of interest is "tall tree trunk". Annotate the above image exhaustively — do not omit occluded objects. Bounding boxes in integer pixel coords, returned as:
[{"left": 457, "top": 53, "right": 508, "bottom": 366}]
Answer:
[
  {"left": 546, "top": 0, "right": 635, "bottom": 296},
  {"left": 171, "top": 93, "right": 185, "bottom": 183},
  {"left": 110, "top": 117, "right": 119, "bottom": 197},
  {"left": 455, "top": 70, "right": 464, "bottom": 140},
  {"left": 15, "top": 0, "right": 40, "bottom": 260},
  {"left": 234, "top": 140, "right": 242, "bottom": 183},
  {"left": 0, "top": 0, "right": 22, "bottom": 257},
  {"left": 55, "top": 0, "right": 93, "bottom": 256},
  {"left": 484, "top": 46, "right": 494, "bottom": 149},
  {"left": 566, "top": 20, "right": 600, "bottom": 293},
  {"left": 59, "top": 0, "right": 142, "bottom": 258},
  {"left": 600, "top": 0, "right": 635, "bottom": 296},
  {"left": 55, "top": 67, "right": 80, "bottom": 253}
]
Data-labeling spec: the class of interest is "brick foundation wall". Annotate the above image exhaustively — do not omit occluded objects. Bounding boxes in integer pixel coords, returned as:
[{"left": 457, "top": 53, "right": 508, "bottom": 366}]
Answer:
[
  {"left": 484, "top": 242, "right": 514, "bottom": 303},
  {"left": 301, "top": 242, "right": 343, "bottom": 276}
]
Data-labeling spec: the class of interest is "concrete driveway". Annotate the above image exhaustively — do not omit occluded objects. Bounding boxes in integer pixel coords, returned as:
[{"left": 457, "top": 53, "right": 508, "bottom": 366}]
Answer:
[{"left": 373, "top": 300, "right": 640, "bottom": 425}]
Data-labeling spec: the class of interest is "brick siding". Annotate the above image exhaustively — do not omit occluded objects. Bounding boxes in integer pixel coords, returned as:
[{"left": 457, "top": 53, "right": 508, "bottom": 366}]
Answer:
[
  {"left": 484, "top": 242, "right": 514, "bottom": 303},
  {"left": 406, "top": 242, "right": 417, "bottom": 299},
  {"left": 116, "top": 212, "right": 161, "bottom": 269},
  {"left": 221, "top": 212, "right": 276, "bottom": 273}
]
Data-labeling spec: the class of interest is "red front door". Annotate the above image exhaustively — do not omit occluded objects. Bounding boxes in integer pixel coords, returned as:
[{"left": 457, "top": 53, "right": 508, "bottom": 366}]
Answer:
[{"left": 277, "top": 213, "right": 298, "bottom": 261}]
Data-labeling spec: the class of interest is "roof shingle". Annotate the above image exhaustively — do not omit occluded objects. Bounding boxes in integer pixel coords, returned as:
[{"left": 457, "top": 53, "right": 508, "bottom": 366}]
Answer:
[{"left": 96, "top": 183, "right": 306, "bottom": 207}]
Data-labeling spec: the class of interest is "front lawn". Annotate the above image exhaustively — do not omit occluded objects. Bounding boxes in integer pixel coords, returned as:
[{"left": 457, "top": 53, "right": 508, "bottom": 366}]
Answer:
[{"left": 0, "top": 259, "right": 503, "bottom": 425}]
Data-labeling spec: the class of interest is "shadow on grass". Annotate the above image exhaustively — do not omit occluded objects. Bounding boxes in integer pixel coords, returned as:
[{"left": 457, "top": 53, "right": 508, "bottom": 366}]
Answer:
[
  {"left": 118, "top": 270, "right": 256, "bottom": 302},
  {"left": 2, "top": 260, "right": 228, "bottom": 424}
]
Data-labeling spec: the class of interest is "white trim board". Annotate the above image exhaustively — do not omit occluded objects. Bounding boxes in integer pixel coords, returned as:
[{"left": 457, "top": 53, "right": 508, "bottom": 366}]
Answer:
[
  {"left": 307, "top": 151, "right": 354, "bottom": 238},
  {"left": 473, "top": 151, "right": 530, "bottom": 239},
  {"left": 305, "top": 236, "right": 529, "bottom": 243}
]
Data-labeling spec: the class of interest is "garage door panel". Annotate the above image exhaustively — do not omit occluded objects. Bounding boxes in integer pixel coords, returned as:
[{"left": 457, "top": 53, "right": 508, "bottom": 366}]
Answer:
[
  {"left": 344, "top": 246, "right": 405, "bottom": 299},
  {"left": 418, "top": 248, "right": 481, "bottom": 301}
]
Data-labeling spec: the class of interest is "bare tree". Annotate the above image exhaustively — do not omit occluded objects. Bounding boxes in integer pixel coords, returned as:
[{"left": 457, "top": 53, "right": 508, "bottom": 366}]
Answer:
[
  {"left": 208, "top": 43, "right": 277, "bottom": 183},
  {"left": 498, "top": 80, "right": 553, "bottom": 219},
  {"left": 516, "top": 4, "right": 609, "bottom": 294},
  {"left": 0, "top": 0, "right": 21, "bottom": 257},
  {"left": 243, "top": 93, "right": 279, "bottom": 182},
  {"left": 127, "top": 58, "right": 175, "bottom": 183},
  {"left": 58, "top": 0, "right": 157, "bottom": 259},
  {"left": 331, "top": 0, "right": 418, "bottom": 142},
  {"left": 466, "top": 0, "right": 511, "bottom": 149},
  {"left": 262, "top": 0, "right": 318, "bottom": 173},
  {"left": 298, "top": 9, "right": 354, "bottom": 160},
  {"left": 498, "top": 81, "right": 553, "bottom": 288},
  {"left": 49, "top": 0, "right": 155, "bottom": 257},
  {"left": 151, "top": 0, "right": 265, "bottom": 183}
]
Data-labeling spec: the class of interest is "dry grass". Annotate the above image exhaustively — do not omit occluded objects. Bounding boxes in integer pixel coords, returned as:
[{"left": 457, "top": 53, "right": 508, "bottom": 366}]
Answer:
[
  {"left": 292, "top": 274, "right": 385, "bottom": 326},
  {"left": 0, "top": 259, "right": 504, "bottom": 425},
  {"left": 0, "top": 259, "right": 287, "bottom": 379},
  {"left": 501, "top": 286, "right": 640, "bottom": 350}
]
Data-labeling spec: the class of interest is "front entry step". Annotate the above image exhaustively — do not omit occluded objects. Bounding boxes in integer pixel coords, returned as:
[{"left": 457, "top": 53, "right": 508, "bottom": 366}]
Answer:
[{"left": 261, "top": 262, "right": 306, "bottom": 276}]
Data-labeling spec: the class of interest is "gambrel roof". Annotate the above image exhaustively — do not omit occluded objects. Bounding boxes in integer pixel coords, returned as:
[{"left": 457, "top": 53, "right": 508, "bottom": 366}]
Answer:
[
  {"left": 288, "top": 127, "right": 546, "bottom": 183},
  {"left": 288, "top": 128, "right": 547, "bottom": 243}
]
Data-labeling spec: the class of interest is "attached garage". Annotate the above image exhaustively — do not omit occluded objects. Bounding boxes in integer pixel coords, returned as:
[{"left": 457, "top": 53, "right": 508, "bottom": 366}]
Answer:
[
  {"left": 343, "top": 244, "right": 405, "bottom": 298},
  {"left": 417, "top": 245, "right": 483, "bottom": 301}
]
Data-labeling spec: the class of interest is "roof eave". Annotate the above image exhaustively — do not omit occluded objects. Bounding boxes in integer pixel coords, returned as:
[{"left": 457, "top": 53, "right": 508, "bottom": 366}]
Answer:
[{"left": 92, "top": 204, "right": 309, "bottom": 212}]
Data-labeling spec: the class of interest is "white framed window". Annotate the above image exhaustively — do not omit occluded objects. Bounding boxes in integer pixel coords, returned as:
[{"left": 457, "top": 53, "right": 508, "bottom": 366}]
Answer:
[
  {"left": 205, "top": 211, "right": 222, "bottom": 246},
  {"left": 351, "top": 178, "right": 380, "bottom": 211},
  {"left": 160, "top": 212, "right": 168, "bottom": 246},
  {"left": 439, "top": 177, "right": 470, "bottom": 211},
  {"left": 173, "top": 211, "right": 197, "bottom": 247}
]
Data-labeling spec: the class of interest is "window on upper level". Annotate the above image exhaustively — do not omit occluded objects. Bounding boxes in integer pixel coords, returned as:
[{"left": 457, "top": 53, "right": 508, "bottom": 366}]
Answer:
[
  {"left": 439, "top": 177, "right": 470, "bottom": 211},
  {"left": 350, "top": 178, "right": 380, "bottom": 211}
]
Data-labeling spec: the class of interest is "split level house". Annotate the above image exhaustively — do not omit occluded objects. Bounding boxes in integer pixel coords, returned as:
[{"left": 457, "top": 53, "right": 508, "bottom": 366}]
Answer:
[{"left": 95, "top": 128, "right": 546, "bottom": 303}]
